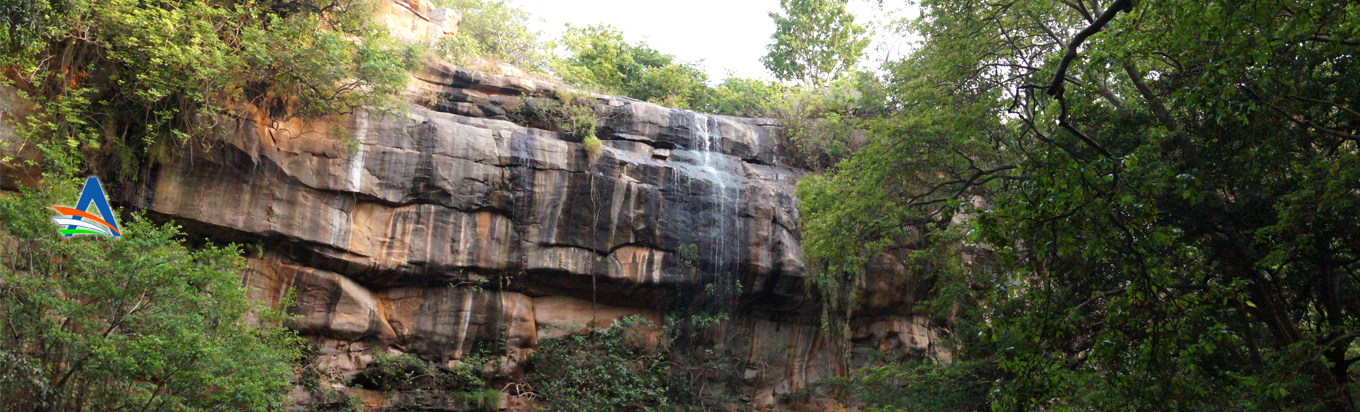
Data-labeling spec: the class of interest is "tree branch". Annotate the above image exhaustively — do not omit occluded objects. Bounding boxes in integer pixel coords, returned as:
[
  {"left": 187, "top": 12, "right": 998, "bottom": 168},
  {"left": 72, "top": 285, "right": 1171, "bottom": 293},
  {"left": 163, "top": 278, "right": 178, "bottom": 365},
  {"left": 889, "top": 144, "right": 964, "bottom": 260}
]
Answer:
[
  {"left": 1122, "top": 61, "right": 1177, "bottom": 130},
  {"left": 1039, "top": 0, "right": 1133, "bottom": 158},
  {"left": 1046, "top": 0, "right": 1134, "bottom": 97}
]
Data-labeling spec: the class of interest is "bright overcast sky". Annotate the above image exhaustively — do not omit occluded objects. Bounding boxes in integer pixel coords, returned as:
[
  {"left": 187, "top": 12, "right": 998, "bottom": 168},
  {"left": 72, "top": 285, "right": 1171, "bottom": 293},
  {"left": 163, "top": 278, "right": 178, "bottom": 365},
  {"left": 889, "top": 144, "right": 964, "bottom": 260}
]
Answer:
[{"left": 513, "top": 0, "right": 919, "bottom": 83}]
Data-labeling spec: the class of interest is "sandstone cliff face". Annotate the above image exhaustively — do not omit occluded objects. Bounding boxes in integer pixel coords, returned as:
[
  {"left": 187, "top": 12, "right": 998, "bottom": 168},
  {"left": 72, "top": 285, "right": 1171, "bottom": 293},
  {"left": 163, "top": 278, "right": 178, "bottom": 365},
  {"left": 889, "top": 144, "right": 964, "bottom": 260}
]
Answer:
[
  {"left": 132, "top": 62, "right": 810, "bottom": 308},
  {"left": 110, "top": 53, "right": 945, "bottom": 412},
  {"left": 120, "top": 60, "right": 849, "bottom": 407}
]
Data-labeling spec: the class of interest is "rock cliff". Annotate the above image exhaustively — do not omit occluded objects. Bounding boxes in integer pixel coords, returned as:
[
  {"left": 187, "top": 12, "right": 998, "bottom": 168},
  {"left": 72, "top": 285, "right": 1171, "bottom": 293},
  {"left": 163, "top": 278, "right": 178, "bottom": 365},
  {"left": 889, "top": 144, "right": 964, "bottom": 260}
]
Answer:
[{"left": 123, "top": 59, "right": 849, "bottom": 408}]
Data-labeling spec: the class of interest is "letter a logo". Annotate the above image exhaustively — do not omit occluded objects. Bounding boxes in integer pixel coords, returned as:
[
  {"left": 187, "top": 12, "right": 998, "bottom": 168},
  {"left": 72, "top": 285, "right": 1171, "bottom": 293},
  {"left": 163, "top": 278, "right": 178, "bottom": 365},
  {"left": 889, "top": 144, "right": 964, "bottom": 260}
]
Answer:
[{"left": 51, "top": 177, "right": 123, "bottom": 238}]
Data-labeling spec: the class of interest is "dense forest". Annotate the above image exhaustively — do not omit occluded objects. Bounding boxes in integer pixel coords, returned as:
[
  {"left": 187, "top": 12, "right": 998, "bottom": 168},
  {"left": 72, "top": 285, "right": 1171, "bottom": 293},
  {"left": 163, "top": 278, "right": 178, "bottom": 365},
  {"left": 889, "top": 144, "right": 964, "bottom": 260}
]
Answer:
[{"left": 1, "top": 0, "right": 1358, "bottom": 411}]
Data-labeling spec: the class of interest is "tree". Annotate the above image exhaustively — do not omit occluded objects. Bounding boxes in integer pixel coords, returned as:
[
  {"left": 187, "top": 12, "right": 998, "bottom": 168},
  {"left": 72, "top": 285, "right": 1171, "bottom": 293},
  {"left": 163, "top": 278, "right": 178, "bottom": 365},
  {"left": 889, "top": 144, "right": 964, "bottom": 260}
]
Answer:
[
  {"left": 698, "top": 77, "right": 787, "bottom": 118},
  {"left": 0, "top": 0, "right": 71, "bottom": 56},
  {"left": 433, "top": 0, "right": 549, "bottom": 72},
  {"left": 0, "top": 180, "right": 301, "bottom": 411},
  {"left": 761, "top": 0, "right": 870, "bottom": 86},
  {"left": 552, "top": 24, "right": 711, "bottom": 110},
  {"left": 801, "top": 0, "right": 1360, "bottom": 410}
]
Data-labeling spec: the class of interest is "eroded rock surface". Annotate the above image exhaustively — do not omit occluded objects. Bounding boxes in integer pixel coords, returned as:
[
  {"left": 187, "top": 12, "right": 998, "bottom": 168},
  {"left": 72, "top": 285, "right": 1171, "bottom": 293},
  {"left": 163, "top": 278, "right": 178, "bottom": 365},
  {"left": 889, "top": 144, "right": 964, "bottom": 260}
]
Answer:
[{"left": 118, "top": 60, "right": 851, "bottom": 407}]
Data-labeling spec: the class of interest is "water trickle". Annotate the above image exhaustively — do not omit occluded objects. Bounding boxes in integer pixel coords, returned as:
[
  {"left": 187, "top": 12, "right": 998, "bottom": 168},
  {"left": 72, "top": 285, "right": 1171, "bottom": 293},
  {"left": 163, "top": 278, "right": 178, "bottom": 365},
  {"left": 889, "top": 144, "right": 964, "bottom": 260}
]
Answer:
[{"left": 686, "top": 111, "right": 737, "bottom": 286}]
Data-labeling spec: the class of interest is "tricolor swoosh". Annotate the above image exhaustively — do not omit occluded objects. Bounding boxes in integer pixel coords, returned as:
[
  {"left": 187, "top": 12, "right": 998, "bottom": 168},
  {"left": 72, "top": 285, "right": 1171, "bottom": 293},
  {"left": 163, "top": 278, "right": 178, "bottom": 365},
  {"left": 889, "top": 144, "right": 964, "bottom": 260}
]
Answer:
[
  {"left": 51, "top": 207, "right": 121, "bottom": 235},
  {"left": 51, "top": 218, "right": 114, "bottom": 236}
]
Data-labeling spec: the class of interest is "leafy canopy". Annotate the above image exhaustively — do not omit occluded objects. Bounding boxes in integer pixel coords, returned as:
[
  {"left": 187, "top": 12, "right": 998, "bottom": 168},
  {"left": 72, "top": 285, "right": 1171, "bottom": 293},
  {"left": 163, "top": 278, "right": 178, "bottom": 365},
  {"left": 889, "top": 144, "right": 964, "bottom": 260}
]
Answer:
[
  {"left": 552, "top": 24, "right": 711, "bottom": 110},
  {"left": 799, "top": 0, "right": 1360, "bottom": 410},
  {"left": 762, "top": 0, "right": 870, "bottom": 86},
  {"left": 2, "top": 0, "right": 418, "bottom": 178},
  {"left": 0, "top": 179, "right": 301, "bottom": 411},
  {"left": 433, "top": 0, "right": 549, "bottom": 72}
]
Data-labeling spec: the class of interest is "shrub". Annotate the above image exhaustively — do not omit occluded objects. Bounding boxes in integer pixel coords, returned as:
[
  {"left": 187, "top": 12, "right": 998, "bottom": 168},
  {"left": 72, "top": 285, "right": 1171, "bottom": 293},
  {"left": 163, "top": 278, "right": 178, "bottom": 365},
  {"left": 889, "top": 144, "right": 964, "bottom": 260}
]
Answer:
[
  {"left": 660, "top": 281, "right": 748, "bottom": 411},
  {"left": 431, "top": 0, "right": 549, "bottom": 72},
  {"left": 527, "top": 316, "right": 670, "bottom": 412},
  {"left": 552, "top": 24, "right": 710, "bottom": 109},
  {"left": 452, "top": 389, "right": 502, "bottom": 410},
  {"left": 350, "top": 352, "right": 487, "bottom": 393},
  {"left": 351, "top": 353, "right": 434, "bottom": 391},
  {"left": 0, "top": 179, "right": 302, "bottom": 411},
  {"left": 698, "top": 77, "right": 788, "bottom": 118},
  {"left": 826, "top": 359, "right": 996, "bottom": 412},
  {"left": 582, "top": 135, "right": 603, "bottom": 156},
  {"left": 2, "top": 0, "right": 417, "bottom": 178},
  {"left": 769, "top": 77, "right": 869, "bottom": 171},
  {"left": 505, "top": 90, "right": 598, "bottom": 139}
]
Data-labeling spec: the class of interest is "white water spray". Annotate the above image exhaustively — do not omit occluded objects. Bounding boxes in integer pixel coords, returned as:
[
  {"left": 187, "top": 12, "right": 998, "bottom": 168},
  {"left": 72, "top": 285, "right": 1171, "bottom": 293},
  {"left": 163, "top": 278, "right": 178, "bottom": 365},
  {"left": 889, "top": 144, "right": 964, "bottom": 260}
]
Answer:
[{"left": 687, "top": 112, "right": 735, "bottom": 280}]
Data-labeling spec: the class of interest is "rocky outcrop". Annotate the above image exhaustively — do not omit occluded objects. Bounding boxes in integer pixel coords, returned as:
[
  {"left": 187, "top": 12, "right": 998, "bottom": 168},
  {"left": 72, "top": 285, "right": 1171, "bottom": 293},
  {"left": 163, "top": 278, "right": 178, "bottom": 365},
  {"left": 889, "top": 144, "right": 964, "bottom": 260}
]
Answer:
[
  {"left": 117, "top": 56, "right": 848, "bottom": 407},
  {"left": 381, "top": 0, "right": 460, "bottom": 43},
  {"left": 133, "top": 70, "right": 809, "bottom": 303}
]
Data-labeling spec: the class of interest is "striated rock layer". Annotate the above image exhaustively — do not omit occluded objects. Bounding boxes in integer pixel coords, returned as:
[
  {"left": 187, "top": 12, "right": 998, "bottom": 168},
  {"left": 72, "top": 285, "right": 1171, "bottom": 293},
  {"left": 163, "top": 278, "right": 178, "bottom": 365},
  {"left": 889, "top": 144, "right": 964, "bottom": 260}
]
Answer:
[
  {"left": 112, "top": 63, "right": 843, "bottom": 407},
  {"left": 104, "top": 58, "right": 950, "bottom": 408}
]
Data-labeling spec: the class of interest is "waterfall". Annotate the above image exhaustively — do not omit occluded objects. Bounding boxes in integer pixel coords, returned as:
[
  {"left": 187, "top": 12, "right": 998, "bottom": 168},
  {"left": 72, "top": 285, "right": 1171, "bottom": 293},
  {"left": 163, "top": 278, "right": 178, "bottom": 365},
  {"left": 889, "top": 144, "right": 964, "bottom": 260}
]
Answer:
[{"left": 687, "top": 111, "right": 736, "bottom": 283}]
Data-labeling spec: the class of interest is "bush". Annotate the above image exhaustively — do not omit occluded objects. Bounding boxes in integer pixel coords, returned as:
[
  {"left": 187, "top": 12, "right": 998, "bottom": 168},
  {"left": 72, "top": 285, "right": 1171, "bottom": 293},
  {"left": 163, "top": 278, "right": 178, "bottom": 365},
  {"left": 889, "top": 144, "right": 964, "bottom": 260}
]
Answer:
[
  {"left": 2, "top": 0, "right": 417, "bottom": 178},
  {"left": 828, "top": 359, "right": 996, "bottom": 412},
  {"left": 431, "top": 0, "right": 548, "bottom": 72},
  {"left": 452, "top": 388, "right": 502, "bottom": 410},
  {"left": 527, "top": 316, "right": 670, "bottom": 412},
  {"left": 582, "top": 135, "right": 603, "bottom": 156},
  {"left": 351, "top": 353, "right": 434, "bottom": 391},
  {"left": 505, "top": 90, "right": 598, "bottom": 139},
  {"left": 769, "top": 76, "right": 870, "bottom": 171},
  {"left": 0, "top": 179, "right": 301, "bottom": 411},
  {"left": 552, "top": 24, "right": 710, "bottom": 110},
  {"left": 350, "top": 352, "right": 486, "bottom": 393},
  {"left": 697, "top": 77, "right": 788, "bottom": 118}
]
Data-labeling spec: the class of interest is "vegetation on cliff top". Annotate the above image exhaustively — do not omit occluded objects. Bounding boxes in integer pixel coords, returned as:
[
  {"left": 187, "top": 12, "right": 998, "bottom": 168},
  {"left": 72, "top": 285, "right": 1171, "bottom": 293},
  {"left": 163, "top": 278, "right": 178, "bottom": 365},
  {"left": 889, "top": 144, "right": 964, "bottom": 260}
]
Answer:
[
  {"left": 432, "top": 0, "right": 549, "bottom": 72},
  {"left": 2, "top": 0, "right": 417, "bottom": 178}
]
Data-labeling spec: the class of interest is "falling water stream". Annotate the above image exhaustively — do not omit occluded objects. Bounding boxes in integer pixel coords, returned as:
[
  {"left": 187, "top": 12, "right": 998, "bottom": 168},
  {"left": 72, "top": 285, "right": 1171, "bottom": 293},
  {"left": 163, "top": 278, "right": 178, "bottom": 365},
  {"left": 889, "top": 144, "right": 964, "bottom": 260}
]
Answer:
[{"left": 687, "top": 111, "right": 736, "bottom": 288}]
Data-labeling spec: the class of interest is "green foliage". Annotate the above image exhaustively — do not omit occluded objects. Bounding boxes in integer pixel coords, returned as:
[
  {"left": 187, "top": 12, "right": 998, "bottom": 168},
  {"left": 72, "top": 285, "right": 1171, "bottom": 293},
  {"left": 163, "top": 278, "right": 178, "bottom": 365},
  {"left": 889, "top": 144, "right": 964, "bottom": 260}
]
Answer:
[
  {"left": 553, "top": 24, "right": 711, "bottom": 110},
  {"left": 528, "top": 316, "right": 670, "bottom": 412},
  {"left": 771, "top": 75, "right": 874, "bottom": 170},
  {"left": 0, "top": 178, "right": 302, "bottom": 411},
  {"left": 697, "top": 77, "right": 787, "bottom": 118},
  {"left": 582, "top": 135, "right": 603, "bottom": 156},
  {"left": 432, "top": 0, "right": 548, "bottom": 72},
  {"left": 795, "top": 48, "right": 1002, "bottom": 346},
  {"left": 803, "top": 0, "right": 1360, "bottom": 410},
  {"left": 2, "top": 0, "right": 418, "bottom": 178},
  {"left": 505, "top": 90, "right": 598, "bottom": 139},
  {"left": 762, "top": 0, "right": 870, "bottom": 86},
  {"left": 676, "top": 243, "right": 700, "bottom": 269},
  {"left": 827, "top": 359, "right": 995, "bottom": 412},
  {"left": 451, "top": 388, "right": 502, "bottom": 411},
  {"left": 0, "top": 0, "right": 72, "bottom": 56},
  {"left": 350, "top": 352, "right": 487, "bottom": 393},
  {"left": 659, "top": 281, "right": 749, "bottom": 411}
]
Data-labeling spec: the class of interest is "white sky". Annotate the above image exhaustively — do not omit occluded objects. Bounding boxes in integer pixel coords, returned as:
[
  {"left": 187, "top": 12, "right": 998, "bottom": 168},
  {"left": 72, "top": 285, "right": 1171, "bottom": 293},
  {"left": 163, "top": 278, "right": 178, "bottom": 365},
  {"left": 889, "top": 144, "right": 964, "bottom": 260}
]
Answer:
[{"left": 513, "top": 0, "right": 920, "bottom": 83}]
